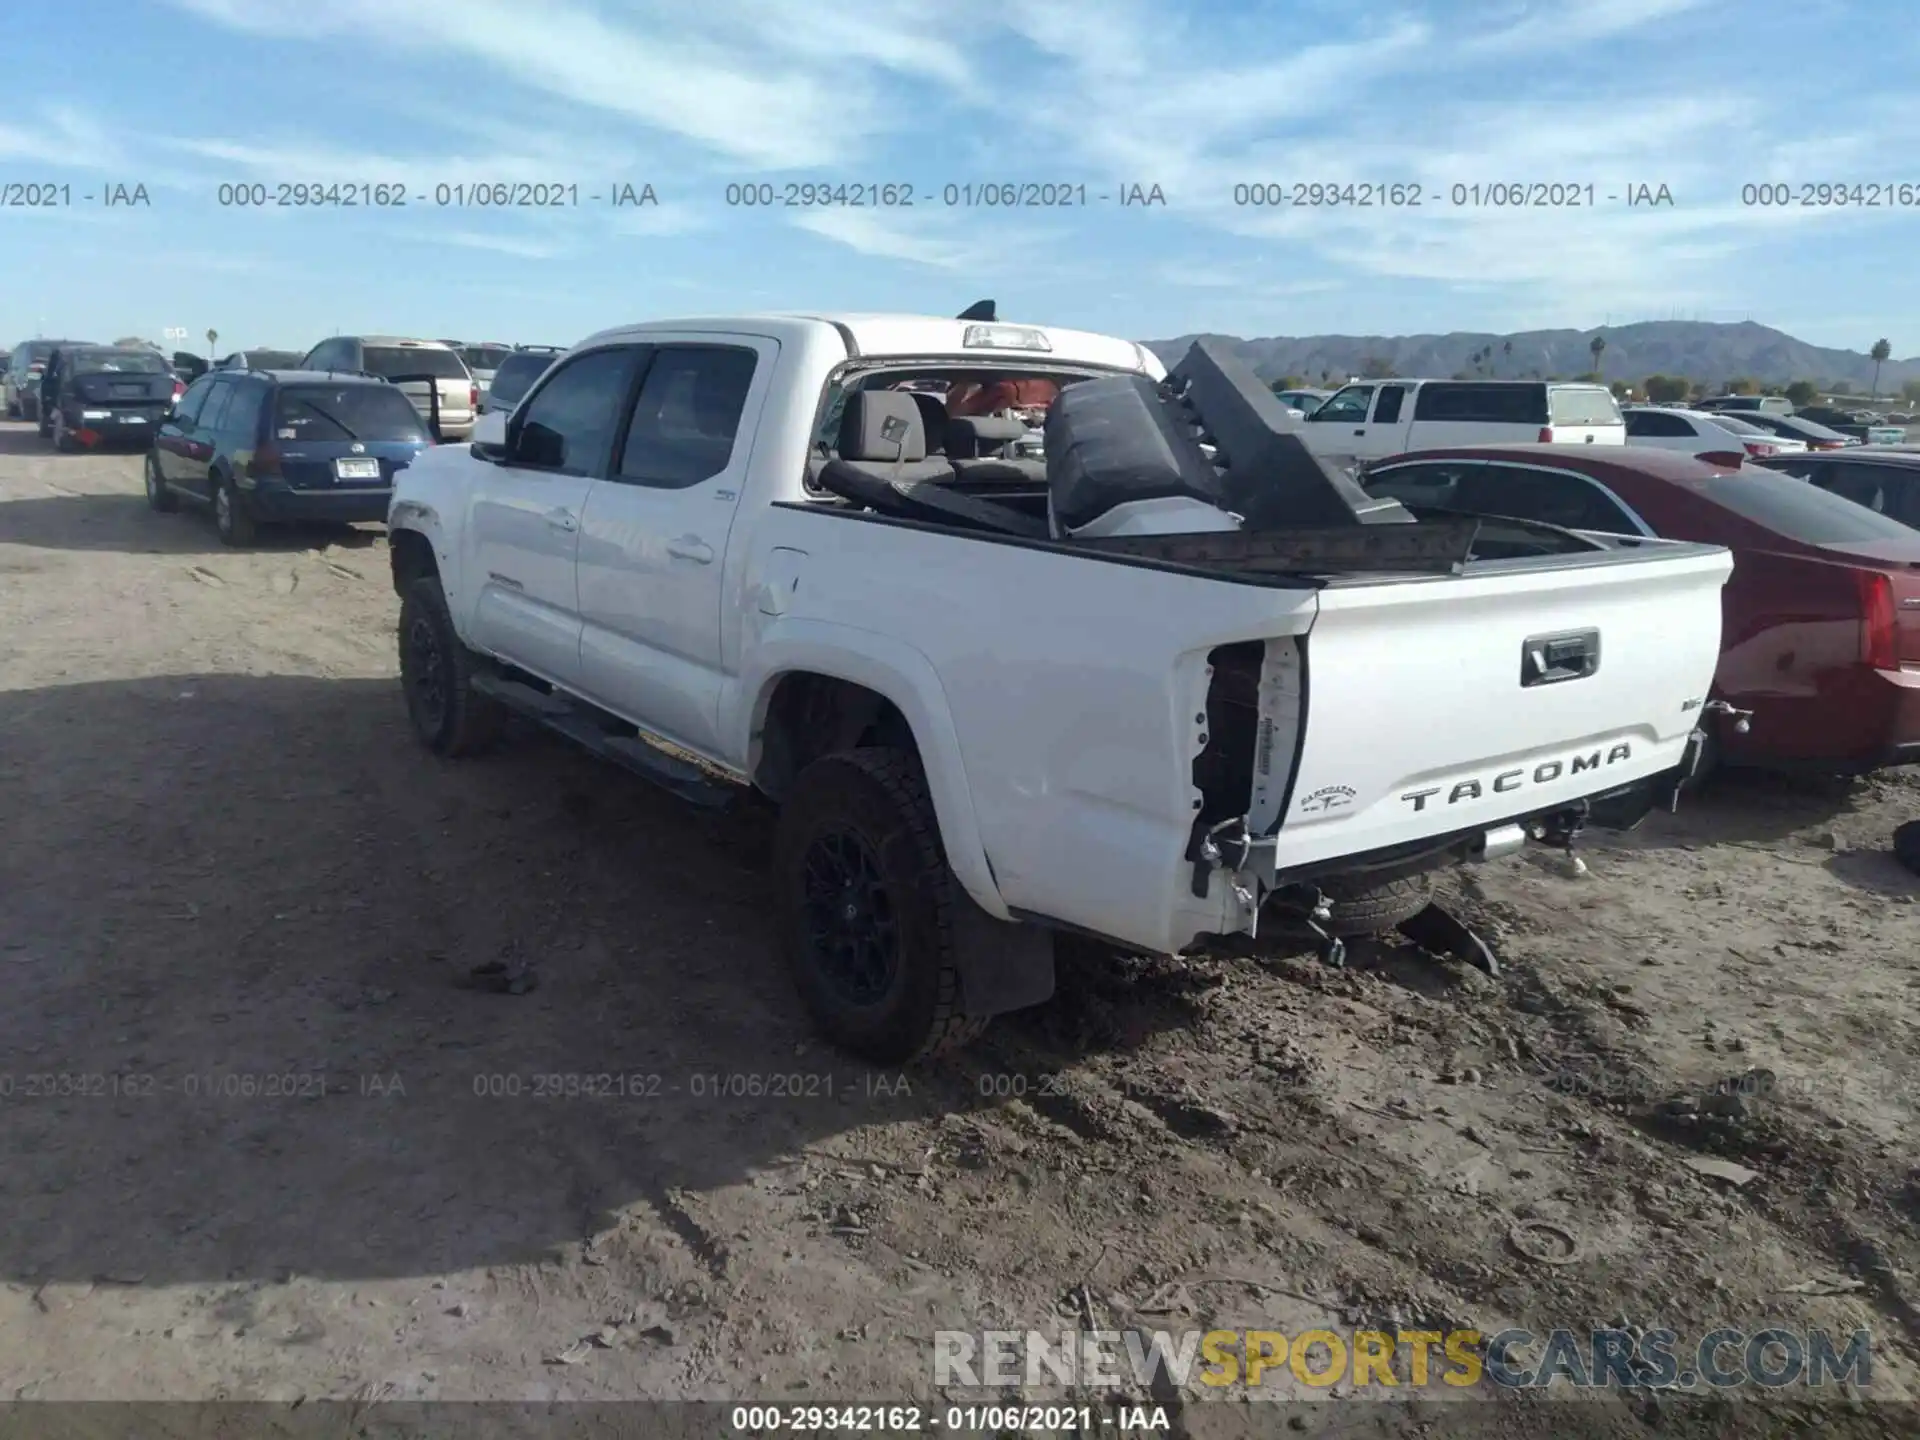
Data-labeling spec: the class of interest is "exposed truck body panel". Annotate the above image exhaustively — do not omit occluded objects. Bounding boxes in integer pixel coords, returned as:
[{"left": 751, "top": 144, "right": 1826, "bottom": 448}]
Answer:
[{"left": 735, "top": 504, "right": 1730, "bottom": 953}]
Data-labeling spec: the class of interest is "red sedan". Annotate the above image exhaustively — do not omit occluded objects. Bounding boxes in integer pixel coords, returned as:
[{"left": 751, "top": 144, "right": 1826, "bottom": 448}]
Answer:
[{"left": 1362, "top": 444, "right": 1920, "bottom": 773}]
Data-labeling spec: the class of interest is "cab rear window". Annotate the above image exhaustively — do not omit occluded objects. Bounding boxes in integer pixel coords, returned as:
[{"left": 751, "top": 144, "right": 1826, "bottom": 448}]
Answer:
[
  {"left": 363, "top": 346, "right": 468, "bottom": 381},
  {"left": 1548, "top": 388, "right": 1623, "bottom": 426}
]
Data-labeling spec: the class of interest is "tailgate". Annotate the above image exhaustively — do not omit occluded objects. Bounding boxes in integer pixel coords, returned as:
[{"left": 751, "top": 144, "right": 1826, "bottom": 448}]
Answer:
[
  {"left": 1544, "top": 422, "right": 1626, "bottom": 446},
  {"left": 1269, "top": 543, "right": 1732, "bottom": 868}
]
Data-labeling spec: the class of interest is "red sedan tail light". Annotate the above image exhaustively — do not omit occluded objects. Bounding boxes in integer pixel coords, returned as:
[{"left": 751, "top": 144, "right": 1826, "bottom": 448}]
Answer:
[
  {"left": 1536, "top": 426, "right": 1553, "bottom": 442},
  {"left": 173, "top": 378, "right": 185, "bottom": 400},
  {"left": 469, "top": 382, "right": 479, "bottom": 410},
  {"left": 1858, "top": 571, "right": 1899, "bottom": 671},
  {"left": 1743, "top": 440, "right": 1778, "bottom": 457}
]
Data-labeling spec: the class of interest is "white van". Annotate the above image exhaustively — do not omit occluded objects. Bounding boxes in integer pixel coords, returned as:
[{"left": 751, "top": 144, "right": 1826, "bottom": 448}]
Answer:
[{"left": 1296, "top": 379, "right": 1625, "bottom": 469}]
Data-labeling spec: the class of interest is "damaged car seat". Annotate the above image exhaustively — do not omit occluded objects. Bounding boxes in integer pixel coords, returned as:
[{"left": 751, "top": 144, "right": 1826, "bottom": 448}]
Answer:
[{"left": 815, "top": 392, "right": 1047, "bottom": 538}]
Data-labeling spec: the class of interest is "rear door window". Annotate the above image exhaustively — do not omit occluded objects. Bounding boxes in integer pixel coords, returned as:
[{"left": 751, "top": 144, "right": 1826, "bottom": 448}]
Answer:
[
  {"left": 615, "top": 345, "right": 759, "bottom": 489},
  {"left": 198, "top": 381, "right": 235, "bottom": 432},
  {"left": 1413, "top": 383, "right": 1548, "bottom": 424},
  {"left": 222, "top": 381, "right": 267, "bottom": 440},
  {"left": 173, "top": 376, "right": 216, "bottom": 427},
  {"left": 275, "top": 385, "right": 430, "bottom": 442},
  {"left": 1815, "top": 462, "right": 1884, "bottom": 510},
  {"left": 1701, "top": 469, "right": 1920, "bottom": 544},
  {"left": 1626, "top": 410, "right": 1692, "bottom": 437},
  {"left": 1371, "top": 384, "right": 1407, "bottom": 424},
  {"left": 1459, "top": 464, "right": 1641, "bottom": 533},
  {"left": 1363, "top": 461, "right": 1472, "bottom": 506}
]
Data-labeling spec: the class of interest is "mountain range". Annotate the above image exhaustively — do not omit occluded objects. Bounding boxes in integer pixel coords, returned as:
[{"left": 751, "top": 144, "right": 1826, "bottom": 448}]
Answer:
[{"left": 1141, "top": 321, "right": 1920, "bottom": 393}]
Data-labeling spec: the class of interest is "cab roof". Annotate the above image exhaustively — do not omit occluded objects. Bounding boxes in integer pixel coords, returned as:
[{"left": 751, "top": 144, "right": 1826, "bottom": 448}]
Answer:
[{"left": 577, "top": 311, "right": 1159, "bottom": 374}]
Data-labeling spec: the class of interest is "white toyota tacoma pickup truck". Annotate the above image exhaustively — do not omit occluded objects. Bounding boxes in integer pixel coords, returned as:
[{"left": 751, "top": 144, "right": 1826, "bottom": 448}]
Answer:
[{"left": 387, "top": 306, "right": 1735, "bottom": 1062}]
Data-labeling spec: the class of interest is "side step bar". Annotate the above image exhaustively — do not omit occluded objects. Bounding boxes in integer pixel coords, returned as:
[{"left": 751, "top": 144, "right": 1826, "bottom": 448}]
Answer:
[{"left": 471, "top": 672, "right": 734, "bottom": 809}]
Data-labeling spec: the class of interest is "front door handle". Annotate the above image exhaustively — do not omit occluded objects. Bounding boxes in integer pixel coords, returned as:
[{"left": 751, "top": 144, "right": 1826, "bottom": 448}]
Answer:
[
  {"left": 1352, "top": 428, "right": 1366, "bottom": 436},
  {"left": 545, "top": 507, "right": 578, "bottom": 532},
  {"left": 667, "top": 535, "right": 714, "bottom": 563}
]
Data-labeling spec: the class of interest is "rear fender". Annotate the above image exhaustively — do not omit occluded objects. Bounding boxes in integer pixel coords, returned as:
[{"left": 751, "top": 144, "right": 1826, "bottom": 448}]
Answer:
[{"left": 737, "top": 620, "right": 1008, "bottom": 920}]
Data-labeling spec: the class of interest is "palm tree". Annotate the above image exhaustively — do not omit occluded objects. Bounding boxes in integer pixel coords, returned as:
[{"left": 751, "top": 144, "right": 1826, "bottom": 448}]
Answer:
[
  {"left": 1870, "top": 338, "right": 1891, "bottom": 399},
  {"left": 1589, "top": 334, "right": 1606, "bottom": 380},
  {"left": 1502, "top": 339, "right": 1512, "bottom": 376}
]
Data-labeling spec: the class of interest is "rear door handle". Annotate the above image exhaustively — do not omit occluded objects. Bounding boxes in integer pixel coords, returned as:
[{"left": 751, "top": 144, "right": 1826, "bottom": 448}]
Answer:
[
  {"left": 545, "top": 507, "right": 577, "bottom": 532},
  {"left": 667, "top": 536, "right": 714, "bottom": 563}
]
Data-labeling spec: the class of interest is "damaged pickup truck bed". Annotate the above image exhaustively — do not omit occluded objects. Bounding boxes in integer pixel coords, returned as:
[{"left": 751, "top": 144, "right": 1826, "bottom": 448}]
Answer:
[{"left": 388, "top": 308, "right": 1735, "bottom": 1061}]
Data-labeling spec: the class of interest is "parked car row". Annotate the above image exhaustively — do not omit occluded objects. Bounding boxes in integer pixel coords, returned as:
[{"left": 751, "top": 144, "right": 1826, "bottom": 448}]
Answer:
[
  {"left": 10, "top": 328, "right": 568, "bottom": 546},
  {"left": 1698, "top": 393, "right": 1907, "bottom": 444}
]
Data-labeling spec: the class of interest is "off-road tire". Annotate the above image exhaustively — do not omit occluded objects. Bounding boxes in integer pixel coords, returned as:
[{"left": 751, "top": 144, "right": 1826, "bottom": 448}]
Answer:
[
  {"left": 398, "top": 575, "right": 505, "bottom": 757},
  {"left": 774, "top": 747, "right": 988, "bottom": 1063},
  {"left": 144, "top": 453, "right": 178, "bottom": 512},
  {"left": 212, "top": 473, "right": 257, "bottom": 546},
  {"left": 1320, "top": 870, "right": 1436, "bottom": 937}
]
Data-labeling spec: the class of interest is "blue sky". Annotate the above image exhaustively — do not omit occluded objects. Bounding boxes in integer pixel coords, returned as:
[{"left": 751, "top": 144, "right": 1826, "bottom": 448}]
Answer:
[{"left": 1, "top": 0, "right": 1916, "bottom": 354}]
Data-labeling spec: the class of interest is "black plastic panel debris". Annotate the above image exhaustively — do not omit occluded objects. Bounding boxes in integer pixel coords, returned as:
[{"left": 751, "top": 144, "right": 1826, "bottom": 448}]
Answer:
[{"left": 1165, "top": 337, "right": 1416, "bottom": 530}]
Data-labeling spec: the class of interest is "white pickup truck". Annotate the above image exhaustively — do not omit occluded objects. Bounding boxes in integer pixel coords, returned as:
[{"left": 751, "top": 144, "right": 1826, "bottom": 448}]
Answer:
[
  {"left": 1297, "top": 378, "right": 1626, "bottom": 472},
  {"left": 387, "top": 309, "right": 1734, "bottom": 1062}
]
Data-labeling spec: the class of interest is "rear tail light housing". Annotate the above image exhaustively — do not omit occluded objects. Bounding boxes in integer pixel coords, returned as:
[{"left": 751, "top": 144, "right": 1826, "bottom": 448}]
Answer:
[
  {"left": 1858, "top": 571, "right": 1898, "bottom": 671},
  {"left": 1536, "top": 426, "right": 1554, "bottom": 442},
  {"left": 1743, "top": 440, "right": 1778, "bottom": 457},
  {"left": 469, "top": 382, "right": 479, "bottom": 410},
  {"left": 172, "top": 378, "right": 185, "bottom": 400}
]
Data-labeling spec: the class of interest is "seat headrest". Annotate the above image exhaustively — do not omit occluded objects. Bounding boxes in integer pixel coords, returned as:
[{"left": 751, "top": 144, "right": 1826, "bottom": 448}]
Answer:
[
  {"left": 838, "top": 391, "right": 927, "bottom": 462},
  {"left": 907, "top": 391, "right": 949, "bottom": 453},
  {"left": 949, "top": 415, "right": 1029, "bottom": 446}
]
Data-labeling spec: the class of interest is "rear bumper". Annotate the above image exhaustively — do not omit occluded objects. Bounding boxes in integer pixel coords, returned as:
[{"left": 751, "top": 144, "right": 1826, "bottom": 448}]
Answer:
[
  {"left": 69, "top": 414, "right": 164, "bottom": 445},
  {"left": 246, "top": 481, "right": 393, "bottom": 524}
]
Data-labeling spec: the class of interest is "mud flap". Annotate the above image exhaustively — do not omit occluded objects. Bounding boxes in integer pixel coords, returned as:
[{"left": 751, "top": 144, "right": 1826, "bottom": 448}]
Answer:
[{"left": 950, "top": 890, "right": 1056, "bottom": 1017}]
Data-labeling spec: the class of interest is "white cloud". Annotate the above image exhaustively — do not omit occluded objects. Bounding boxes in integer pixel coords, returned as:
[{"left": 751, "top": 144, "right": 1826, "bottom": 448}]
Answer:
[
  {"left": 168, "top": 0, "right": 976, "bottom": 170},
  {"left": 0, "top": 106, "right": 131, "bottom": 169},
  {"left": 790, "top": 210, "right": 981, "bottom": 270},
  {"left": 1459, "top": 0, "right": 1711, "bottom": 57},
  {"left": 430, "top": 230, "right": 569, "bottom": 260},
  {"left": 608, "top": 201, "right": 711, "bottom": 238}
]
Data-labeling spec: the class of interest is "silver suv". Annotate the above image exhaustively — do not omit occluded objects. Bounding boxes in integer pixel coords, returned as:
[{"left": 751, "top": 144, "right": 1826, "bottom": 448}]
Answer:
[{"left": 298, "top": 335, "right": 476, "bottom": 440}]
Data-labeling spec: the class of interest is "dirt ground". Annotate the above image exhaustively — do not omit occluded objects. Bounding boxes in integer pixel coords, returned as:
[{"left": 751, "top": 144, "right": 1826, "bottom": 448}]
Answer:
[{"left": 3, "top": 422, "right": 1920, "bottom": 1436}]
